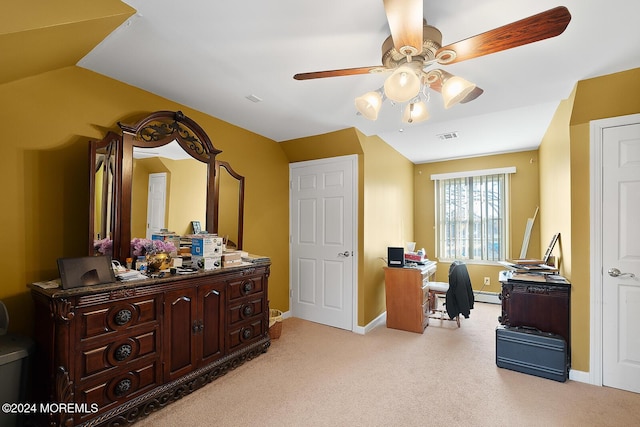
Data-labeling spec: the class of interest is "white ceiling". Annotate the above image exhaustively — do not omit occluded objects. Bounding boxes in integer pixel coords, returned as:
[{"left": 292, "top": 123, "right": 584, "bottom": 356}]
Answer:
[{"left": 78, "top": 0, "right": 640, "bottom": 163}]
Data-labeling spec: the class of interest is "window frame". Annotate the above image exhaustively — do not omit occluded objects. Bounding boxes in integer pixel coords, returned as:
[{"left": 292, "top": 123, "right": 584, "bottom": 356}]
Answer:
[{"left": 431, "top": 167, "right": 515, "bottom": 264}]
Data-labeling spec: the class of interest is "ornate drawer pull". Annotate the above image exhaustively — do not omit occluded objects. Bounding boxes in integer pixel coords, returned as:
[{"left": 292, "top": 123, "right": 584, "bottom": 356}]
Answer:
[
  {"left": 242, "top": 281, "right": 253, "bottom": 294},
  {"left": 114, "top": 344, "right": 133, "bottom": 361},
  {"left": 115, "top": 378, "right": 132, "bottom": 396},
  {"left": 242, "top": 305, "right": 253, "bottom": 317},
  {"left": 114, "top": 309, "right": 132, "bottom": 326},
  {"left": 241, "top": 328, "right": 252, "bottom": 340}
]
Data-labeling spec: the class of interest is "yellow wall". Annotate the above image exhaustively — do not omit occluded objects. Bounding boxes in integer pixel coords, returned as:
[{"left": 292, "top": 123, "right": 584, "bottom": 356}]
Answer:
[
  {"left": 539, "top": 67, "right": 640, "bottom": 372},
  {"left": 359, "top": 133, "right": 414, "bottom": 323},
  {"left": 414, "top": 151, "right": 540, "bottom": 291},
  {"left": 0, "top": 66, "right": 290, "bottom": 334}
]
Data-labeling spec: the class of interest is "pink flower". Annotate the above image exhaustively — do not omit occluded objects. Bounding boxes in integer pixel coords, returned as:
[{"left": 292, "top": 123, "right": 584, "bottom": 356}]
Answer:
[
  {"left": 94, "top": 238, "right": 113, "bottom": 255},
  {"left": 131, "top": 238, "right": 176, "bottom": 256}
]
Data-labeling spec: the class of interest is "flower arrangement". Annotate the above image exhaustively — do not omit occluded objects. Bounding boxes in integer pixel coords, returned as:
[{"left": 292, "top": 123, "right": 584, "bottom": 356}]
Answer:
[
  {"left": 94, "top": 238, "right": 113, "bottom": 255},
  {"left": 131, "top": 238, "right": 176, "bottom": 257}
]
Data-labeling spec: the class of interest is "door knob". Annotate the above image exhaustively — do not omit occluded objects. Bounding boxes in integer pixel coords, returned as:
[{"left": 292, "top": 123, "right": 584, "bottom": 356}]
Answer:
[
  {"left": 607, "top": 268, "right": 636, "bottom": 279},
  {"left": 338, "top": 251, "right": 351, "bottom": 257}
]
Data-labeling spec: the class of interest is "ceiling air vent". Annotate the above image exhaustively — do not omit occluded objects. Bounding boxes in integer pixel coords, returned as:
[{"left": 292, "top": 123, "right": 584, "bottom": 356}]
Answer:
[
  {"left": 437, "top": 132, "right": 459, "bottom": 141},
  {"left": 245, "top": 94, "right": 263, "bottom": 103}
]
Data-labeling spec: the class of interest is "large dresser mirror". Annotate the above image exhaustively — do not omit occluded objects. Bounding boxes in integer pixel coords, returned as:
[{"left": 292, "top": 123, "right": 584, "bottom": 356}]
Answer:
[{"left": 89, "top": 110, "right": 245, "bottom": 261}]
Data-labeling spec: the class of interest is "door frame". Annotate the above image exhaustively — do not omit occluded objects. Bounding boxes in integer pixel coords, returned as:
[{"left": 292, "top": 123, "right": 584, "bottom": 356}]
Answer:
[
  {"left": 289, "top": 155, "right": 359, "bottom": 332},
  {"left": 589, "top": 113, "right": 640, "bottom": 386}
]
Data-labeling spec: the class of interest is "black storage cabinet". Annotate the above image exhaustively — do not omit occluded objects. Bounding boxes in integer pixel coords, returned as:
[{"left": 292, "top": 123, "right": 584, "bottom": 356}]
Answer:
[{"left": 496, "top": 325, "right": 568, "bottom": 382}]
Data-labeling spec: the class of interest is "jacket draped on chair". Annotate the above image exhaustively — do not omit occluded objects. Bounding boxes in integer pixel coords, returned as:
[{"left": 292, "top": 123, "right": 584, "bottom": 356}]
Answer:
[{"left": 445, "top": 261, "right": 475, "bottom": 319}]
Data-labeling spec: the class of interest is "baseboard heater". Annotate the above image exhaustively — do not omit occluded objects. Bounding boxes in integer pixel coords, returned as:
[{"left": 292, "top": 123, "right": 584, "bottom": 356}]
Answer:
[{"left": 474, "top": 291, "right": 500, "bottom": 304}]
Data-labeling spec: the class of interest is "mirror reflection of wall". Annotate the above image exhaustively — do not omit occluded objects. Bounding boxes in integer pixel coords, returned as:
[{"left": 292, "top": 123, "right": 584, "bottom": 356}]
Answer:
[
  {"left": 94, "top": 150, "right": 114, "bottom": 241},
  {"left": 218, "top": 166, "right": 240, "bottom": 248},
  {"left": 132, "top": 142, "right": 207, "bottom": 239}
]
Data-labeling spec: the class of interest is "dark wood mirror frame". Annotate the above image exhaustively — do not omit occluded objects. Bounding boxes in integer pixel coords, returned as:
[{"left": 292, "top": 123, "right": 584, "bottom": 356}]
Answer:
[
  {"left": 89, "top": 110, "right": 245, "bottom": 261},
  {"left": 214, "top": 160, "right": 245, "bottom": 250}
]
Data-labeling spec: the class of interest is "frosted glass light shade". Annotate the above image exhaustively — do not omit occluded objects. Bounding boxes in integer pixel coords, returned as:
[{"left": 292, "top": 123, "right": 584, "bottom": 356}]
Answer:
[
  {"left": 384, "top": 65, "right": 421, "bottom": 103},
  {"left": 442, "top": 76, "right": 476, "bottom": 109},
  {"left": 354, "top": 91, "right": 383, "bottom": 120},
  {"left": 402, "top": 101, "right": 429, "bottom": 124}
]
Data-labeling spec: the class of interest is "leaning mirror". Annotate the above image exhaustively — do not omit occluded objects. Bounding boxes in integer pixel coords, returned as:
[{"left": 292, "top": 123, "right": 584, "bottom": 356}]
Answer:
[
  {"left": 215, "top": 160, "right": 244, "bottom": 250},
  {"left": 89, "top": 132, "right": 119, "bottom": 256}
]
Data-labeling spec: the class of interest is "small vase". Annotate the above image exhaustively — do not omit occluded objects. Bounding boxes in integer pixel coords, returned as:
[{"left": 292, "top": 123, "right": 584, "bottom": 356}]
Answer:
[{"left": 146, "top": 252, "right": 171, "bottom": 273}]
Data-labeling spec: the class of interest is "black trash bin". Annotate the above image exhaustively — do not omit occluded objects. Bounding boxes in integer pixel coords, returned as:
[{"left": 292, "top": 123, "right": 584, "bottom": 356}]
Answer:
[{"left": 0, "top": 301, "right": 34, "bottom": 427}]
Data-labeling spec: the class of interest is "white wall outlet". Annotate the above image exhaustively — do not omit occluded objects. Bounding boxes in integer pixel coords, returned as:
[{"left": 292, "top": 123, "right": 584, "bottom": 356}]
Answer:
[{"left": 483, "top": 277, "right": 490, "bottom": 286}]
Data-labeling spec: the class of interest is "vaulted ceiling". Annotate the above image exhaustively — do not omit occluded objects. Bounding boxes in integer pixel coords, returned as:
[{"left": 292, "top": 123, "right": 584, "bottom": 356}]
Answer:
[{"left": 5, "top": 1, "right": 640, "bottom": 163}]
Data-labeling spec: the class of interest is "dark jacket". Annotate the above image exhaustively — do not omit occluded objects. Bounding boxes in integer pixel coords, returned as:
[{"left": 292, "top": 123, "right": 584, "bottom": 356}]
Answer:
[{"left": 446, "top": 261, "right": 475, "bottom": 319}]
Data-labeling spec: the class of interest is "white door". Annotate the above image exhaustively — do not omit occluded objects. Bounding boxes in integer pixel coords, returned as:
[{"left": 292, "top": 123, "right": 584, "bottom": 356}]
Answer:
[
  {"left": 290, "top": 155, "right": 357, "bottom": 331},
  {"left": 601, "top": 120, "right": 640, "bottom": 393},
  {"left": 146, "top": 173, "right": 167, "bottom": 239}
]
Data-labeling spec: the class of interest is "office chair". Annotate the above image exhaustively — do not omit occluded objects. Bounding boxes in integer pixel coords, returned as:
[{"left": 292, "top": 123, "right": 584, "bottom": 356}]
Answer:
[{"left": 428, "top": 260, "right": 474, "bottom": 327}]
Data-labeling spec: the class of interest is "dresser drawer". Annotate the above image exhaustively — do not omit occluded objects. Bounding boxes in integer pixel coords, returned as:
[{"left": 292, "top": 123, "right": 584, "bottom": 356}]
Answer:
[
  {"left": 421, "top": 282, "right": 429, "bottom": 305},
  {"left": 227, "top": 318, "right": 265, "bottom": 351},
  {"left": 78, "top": 296, "right": 161, "bottom": 340},
  {"left": 228, "top": 297, "right": 264, "bottom": 326},
  {"left": 79, "top": 329, "right": 160, "bottom": 381},
  {"left": 421, "top": 300, "right": 429, "bottom": 329},
  {"left": 227, "top": 276, "right": 264, "bottom": 301},
  {"left": 75, "top": 359, "right": 161, "bottom": 421}
]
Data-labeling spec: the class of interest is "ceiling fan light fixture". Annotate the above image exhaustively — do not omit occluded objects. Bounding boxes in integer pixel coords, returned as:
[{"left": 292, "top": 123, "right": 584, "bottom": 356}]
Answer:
[
  {"left": 355, "top": 91, "right": 383, "bottom": 120},
  {"left": 402, "top": 100, "right": 429, "bottom": 124},
  {"left": 442, "top": 75, "right": 476, "bottom": 109},
  {"left": 384, "top": 64, "right": 421, "bottom": 103}
]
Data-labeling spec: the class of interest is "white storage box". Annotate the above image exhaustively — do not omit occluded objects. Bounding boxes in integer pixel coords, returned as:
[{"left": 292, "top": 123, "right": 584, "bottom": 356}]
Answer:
[{"left": 191, "top": 235, "right": 223, "bottom": 257}]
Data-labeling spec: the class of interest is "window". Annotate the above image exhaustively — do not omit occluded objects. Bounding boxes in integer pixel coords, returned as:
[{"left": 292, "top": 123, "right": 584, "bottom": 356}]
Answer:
[{"left": 431, "top": 167, "right": 515, "bottom": 262}]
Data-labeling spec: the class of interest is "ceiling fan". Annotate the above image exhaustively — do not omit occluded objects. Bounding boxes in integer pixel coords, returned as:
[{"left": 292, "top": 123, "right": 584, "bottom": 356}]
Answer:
[{"left": 294, "top": 1, "right": 571, "bottom": 123}]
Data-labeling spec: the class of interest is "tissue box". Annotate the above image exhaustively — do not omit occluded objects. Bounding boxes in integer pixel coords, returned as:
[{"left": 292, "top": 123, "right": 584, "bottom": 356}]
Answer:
[
  {"left": 191, "top": 235, "right": 223, "bottom": 257},
  {"left": 404, "top": 252, "right": 426, "bottom": 263},
  {"left": 222, "top": 251, "right": 242, "bottom": 267}
]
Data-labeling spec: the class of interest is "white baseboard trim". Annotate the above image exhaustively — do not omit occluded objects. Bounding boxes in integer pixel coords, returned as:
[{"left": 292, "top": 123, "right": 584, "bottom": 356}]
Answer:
[
  {"left": 569, "top": 369, "right": 589, "bottom": 383},
  {"left": 474, "top": 291, "right": 501, "bottom": 304},
  {"left": 280, "top": 310, "right": 292, "bottom": 319},
  {"left": 354, "top": 311, "right": 386, "bottom": 335}
]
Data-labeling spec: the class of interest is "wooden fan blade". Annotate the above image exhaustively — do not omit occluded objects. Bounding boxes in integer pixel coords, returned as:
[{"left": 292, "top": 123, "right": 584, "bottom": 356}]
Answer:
[
  {"left": 293, "top": 66, "right": 385, "bottom": 80},
  {"left": 383, "top": 0, "right": 423, "bottom": 56},
  {"left": 436, "top": 6, "right": 571, "bottom": 65}
]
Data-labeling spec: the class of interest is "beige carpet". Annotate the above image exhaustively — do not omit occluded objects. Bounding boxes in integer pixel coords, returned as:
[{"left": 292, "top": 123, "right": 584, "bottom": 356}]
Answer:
[{"left": 136, "top": 302, "right": 640, "bottom": 426}]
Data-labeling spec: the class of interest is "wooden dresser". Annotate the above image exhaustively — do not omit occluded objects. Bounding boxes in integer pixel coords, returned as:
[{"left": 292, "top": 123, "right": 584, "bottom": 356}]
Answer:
[
  {"left": 29, "top": 260, "right": 270, "bottom": 426},
  {"left": 383, "top": 262, "right": 437, "bottom": 333}
]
